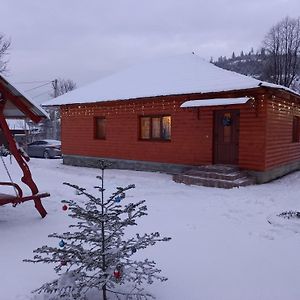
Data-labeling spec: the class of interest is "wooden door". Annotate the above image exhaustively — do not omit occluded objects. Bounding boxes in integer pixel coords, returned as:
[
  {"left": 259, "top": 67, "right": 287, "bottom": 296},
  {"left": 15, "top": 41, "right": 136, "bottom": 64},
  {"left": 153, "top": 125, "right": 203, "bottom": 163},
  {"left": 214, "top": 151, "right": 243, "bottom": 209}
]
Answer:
[{"left": 213, "top": 110, "right": 239, "bottom": 165}]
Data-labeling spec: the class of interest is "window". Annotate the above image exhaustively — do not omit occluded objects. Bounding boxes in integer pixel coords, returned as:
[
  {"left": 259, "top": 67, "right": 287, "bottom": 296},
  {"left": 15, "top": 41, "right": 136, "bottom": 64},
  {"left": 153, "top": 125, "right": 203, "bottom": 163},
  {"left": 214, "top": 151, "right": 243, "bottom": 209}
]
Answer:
[
  {"left": 95, "top": 117, "right": 106, "bottom": 139},
  {"left": 140, "top": 115, "right": 171, "bottom": 140},
  {"left": 140, "top": 117, "right": 150, "bottom": 139},
  {"left": 292, "top": 116, "right": 300, "bottom": 143}
]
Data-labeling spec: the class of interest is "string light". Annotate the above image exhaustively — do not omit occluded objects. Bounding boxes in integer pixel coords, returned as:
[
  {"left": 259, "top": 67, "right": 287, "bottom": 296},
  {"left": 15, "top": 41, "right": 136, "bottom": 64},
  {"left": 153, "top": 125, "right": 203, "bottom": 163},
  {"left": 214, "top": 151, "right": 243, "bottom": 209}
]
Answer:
[{"left": 62, "top": 97, "right": 236, "bottom": 118}]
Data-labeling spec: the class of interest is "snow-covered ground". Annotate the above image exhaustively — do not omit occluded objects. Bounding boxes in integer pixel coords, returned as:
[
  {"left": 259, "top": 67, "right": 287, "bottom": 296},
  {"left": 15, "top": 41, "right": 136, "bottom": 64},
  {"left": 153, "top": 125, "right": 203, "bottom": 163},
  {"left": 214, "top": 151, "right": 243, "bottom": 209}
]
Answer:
[{"left": 1, "top": 158, "right": 300, "bottom": 300}]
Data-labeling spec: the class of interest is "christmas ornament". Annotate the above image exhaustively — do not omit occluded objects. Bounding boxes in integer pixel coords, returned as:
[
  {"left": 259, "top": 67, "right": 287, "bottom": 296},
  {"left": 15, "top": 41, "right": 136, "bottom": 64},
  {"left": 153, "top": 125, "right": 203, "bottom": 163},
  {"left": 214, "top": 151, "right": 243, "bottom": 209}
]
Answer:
[
  {"left": 131, "top": 247, "right": 137, "bottom": 254},
  {"left": 222, "top": 116, "right": 232, "bottom": 126},
  {"left": 113, "top": 264, "right": 123, "bottom": 281},
  {"left": 114, "top": 269, "right": 121, "bottom": 279},
  {"left": 114, "top": 196, "right": 122, "bottom": 203},
  {"left": 61, "top": 260, "right": 67, "bottom": 266},
  {"left": 115, "top": 192, "right": 126, "bottom": 203},
  {"left": 62, "top": 204, "right": 68, "bottom": 211},
  {"left": 59, "top": 240, "right": 65, "bottom": 247}
]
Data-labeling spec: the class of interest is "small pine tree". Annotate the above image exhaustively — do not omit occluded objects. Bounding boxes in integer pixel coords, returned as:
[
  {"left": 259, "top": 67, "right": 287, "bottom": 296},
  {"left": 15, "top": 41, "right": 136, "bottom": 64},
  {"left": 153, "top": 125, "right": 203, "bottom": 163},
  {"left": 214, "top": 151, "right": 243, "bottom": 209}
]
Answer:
[{"left": 25, "top": 161, "right": 171, "bottom": 299}]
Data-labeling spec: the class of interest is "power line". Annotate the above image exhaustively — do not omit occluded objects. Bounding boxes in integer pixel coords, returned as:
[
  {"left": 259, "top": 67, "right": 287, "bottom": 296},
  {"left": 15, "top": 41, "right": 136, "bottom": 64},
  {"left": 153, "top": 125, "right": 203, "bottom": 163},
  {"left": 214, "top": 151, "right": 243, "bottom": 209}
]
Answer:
[
  {"left": 31, "top": 91, "right": 50, "bottom": 99},
  {"left": 24, "top": 81, "right": 53, "bottom": 92},
  {"left": 14, "top": 80, "right": 52, "bottom": 84}
]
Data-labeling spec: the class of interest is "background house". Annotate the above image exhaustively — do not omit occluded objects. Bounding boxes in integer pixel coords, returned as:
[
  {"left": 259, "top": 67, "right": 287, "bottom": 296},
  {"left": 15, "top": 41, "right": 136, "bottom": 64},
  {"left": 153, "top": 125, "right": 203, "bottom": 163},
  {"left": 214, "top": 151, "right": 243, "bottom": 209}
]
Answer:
[{"left": 44, "top": 54, "right": 300, "bottom": 184}]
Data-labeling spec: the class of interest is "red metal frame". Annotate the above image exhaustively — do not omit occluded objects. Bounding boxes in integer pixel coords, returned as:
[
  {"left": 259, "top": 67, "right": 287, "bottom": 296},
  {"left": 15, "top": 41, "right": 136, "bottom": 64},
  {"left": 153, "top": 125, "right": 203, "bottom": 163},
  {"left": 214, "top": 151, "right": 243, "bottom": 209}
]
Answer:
[{"left": 0, "top": 100, "right": 48, "bottom": 218}]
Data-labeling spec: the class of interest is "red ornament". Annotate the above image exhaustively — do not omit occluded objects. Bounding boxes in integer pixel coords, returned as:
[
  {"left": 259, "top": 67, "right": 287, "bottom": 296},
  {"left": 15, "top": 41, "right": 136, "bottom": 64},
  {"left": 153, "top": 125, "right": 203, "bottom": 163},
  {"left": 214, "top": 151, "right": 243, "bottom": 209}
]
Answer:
[
  {"left": 61, "top": 260, "right": 67, "bottom": 266},
  {"left": 113, "top": 264, "right": 123, "bottom": 281},
  {"left": 114, "top": 270, "right": 121, "bottom": 279},
  {"left": 62, "top": 204, "right": 68, "bottom": 211}
]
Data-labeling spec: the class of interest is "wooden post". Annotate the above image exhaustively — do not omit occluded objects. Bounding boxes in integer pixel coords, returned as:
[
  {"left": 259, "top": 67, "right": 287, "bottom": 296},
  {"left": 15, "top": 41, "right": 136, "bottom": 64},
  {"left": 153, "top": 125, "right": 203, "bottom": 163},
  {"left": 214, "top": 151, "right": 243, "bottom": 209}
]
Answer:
[{"left": 0, "top": 100, "right": 47, "bottom": 218}]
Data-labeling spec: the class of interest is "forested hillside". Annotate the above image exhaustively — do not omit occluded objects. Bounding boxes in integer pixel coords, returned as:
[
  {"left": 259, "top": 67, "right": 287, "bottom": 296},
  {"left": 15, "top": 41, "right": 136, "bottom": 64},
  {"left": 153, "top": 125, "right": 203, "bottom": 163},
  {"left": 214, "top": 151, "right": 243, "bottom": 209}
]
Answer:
[
  {"left": 213, "top": 49, "right": 265, "bottom": 79},
  {"left": 213, "top": 48, "right": 300, "bottom": 93}
]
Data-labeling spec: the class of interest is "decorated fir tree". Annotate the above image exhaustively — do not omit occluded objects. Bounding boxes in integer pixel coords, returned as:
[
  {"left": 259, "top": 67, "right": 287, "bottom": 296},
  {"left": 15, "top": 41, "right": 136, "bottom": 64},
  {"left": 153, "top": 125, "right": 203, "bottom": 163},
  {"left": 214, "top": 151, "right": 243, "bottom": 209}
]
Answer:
[{"left": 25, "top": 161, "right": 171, "bottom": 300}]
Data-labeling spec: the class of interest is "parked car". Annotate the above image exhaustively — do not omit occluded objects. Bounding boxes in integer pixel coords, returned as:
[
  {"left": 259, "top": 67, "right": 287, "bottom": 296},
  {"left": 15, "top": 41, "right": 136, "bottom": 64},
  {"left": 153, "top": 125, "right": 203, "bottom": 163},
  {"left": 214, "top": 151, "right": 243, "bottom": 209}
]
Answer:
[{"left": 26, "top": 140, "right": 61, "bottom": 159}]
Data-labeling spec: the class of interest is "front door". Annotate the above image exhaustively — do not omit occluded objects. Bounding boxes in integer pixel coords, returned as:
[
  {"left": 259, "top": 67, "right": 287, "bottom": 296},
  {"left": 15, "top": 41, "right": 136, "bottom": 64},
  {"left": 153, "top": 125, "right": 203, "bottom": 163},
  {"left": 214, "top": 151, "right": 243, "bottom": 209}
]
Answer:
[{"left": 213, "top": 110, "right": 239, "bottom": 165}]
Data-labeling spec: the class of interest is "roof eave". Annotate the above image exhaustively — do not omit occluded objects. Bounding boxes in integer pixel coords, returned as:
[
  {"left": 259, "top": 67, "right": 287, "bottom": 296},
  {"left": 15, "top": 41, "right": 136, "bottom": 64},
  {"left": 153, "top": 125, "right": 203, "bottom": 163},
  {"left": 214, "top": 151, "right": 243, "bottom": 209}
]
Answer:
[
  {"left": 43, "top": 85, "right": 300, "bottom": 108},
  {"left": 0, "top": 75, "right": 49, "bottom": 122}
]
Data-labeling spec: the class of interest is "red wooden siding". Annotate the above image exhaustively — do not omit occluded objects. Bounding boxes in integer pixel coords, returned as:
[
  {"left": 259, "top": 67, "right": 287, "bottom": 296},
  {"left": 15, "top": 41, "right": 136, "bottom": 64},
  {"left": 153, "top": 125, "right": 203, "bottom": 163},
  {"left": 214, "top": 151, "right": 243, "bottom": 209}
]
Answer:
[
  {"left": 238, "top": 96, "right": 267, "bottom": 171},
  {"left": 265, "top": 93, "right": 300, "bottom": 170},
  {"left": 60, "top": 89, "right": 299, "bottom": 172},
  {"left": 61, "top": 97, "right": 212, "bottom": 166}
]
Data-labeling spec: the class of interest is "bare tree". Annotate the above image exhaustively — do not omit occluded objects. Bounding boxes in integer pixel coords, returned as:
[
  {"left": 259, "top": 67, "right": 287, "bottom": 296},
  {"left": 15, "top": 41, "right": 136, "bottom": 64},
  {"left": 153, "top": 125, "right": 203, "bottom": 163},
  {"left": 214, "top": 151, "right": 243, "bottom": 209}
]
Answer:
[
  {"left": 262, "top": 16, "right": 300, "bottom": 88},
  {"left": 50, "top": 78, "right": 77, "bottom": 98},
  {"left": 43, "top": 78, "right": 77, "bottom": 140},
  {"left": 0, "top": 33, "right": 11, "bottom": 74}
]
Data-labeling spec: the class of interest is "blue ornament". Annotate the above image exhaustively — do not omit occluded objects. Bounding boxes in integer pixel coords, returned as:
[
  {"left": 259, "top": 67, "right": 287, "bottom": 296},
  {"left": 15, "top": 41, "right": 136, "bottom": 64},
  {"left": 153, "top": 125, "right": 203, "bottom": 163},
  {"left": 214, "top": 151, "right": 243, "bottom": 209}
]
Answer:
[
  {"left": 59, "top": 240, "right": 65, "bottom": 247},
  {"left": 114, "top": 196, "right": 122, "bottom": 203},
  {"left": 131, "top": 247, "right": 137, "bottom": 254}
]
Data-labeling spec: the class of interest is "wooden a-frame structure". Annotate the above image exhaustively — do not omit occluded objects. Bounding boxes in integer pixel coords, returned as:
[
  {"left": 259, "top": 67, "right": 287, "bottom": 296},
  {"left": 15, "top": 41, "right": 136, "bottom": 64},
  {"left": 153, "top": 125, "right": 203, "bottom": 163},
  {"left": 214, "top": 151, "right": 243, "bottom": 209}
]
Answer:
[{"left": 0, "top": 75, "right": 49, "bottom": 218}]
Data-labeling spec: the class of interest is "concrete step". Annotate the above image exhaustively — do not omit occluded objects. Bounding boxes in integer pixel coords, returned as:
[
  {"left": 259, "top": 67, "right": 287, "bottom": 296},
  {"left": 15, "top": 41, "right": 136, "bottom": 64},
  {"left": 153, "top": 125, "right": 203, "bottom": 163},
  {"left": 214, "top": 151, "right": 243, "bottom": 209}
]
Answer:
[
  {"left": 184, "top": 169, "right": 243, "bottom": 180},
  {"left": 193, "top": 165, "right": 240, "bottom": 174},
  {"left": 173, "top": 174, "right": 256, "bottom": 189},
  {"left": 173, "top": 165, "right": 256, "bottom": 188}
]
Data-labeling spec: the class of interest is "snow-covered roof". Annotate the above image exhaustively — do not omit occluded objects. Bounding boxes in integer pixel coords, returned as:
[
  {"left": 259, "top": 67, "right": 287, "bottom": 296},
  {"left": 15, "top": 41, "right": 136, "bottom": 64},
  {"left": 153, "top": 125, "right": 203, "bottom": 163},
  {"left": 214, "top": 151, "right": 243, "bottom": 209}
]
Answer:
[
  {"left": 7, "top": 119, "right": 28, "bottom": 130},
  {"left": 181, "top": 97, "right": 251, "bottom": 108},
  {"left": 43, "top": 54, "right": 300, "bottom": 107},
  {"left": 0, "top": 75, "right": 48, "bottom": 121}
]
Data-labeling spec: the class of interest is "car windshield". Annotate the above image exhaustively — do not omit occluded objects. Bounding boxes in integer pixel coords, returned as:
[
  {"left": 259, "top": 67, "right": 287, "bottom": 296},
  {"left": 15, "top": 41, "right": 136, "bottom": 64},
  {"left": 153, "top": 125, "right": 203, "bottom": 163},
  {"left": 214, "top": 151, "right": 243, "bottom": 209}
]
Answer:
[{"left": 43, "top": 140, "right": 61, "bottom": 145}]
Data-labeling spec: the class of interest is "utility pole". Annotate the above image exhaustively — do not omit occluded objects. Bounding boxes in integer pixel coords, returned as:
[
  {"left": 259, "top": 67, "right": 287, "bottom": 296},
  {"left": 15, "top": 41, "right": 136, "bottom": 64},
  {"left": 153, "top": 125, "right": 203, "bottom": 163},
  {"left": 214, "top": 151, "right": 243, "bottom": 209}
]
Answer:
[
  {"left": 50, "top": 79, "right": 58, "bottom": 139},
  {"left": 52, "top": 79, "right": 58, "bottom": 98}
]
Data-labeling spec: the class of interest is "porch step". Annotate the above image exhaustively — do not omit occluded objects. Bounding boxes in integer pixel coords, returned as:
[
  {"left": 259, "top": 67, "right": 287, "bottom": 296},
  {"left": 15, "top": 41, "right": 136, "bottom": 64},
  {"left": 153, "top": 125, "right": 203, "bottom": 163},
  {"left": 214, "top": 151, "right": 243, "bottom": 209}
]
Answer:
[
  {"left": 191, "top": 164, "right": 240, "bottom": 174},
  {"left": 173, "top": 165, "right": 256, "bottom": 189},
  {"left": 184, "top": 169, "right": 242, "bottom": 181}
]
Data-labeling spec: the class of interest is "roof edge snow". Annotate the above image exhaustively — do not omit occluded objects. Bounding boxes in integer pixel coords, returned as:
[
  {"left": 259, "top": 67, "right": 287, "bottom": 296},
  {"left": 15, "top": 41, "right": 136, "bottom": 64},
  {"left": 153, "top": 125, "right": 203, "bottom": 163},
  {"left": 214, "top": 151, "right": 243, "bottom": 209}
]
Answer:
[
  {"left": 181, "top": 97, "right": 251, "bottom": 108},
  {"left": 42, "top": 54, "right": 300, "bottom": 107},
  {"left": 0, "top": 75, "right": 49, "bottom": 122}
]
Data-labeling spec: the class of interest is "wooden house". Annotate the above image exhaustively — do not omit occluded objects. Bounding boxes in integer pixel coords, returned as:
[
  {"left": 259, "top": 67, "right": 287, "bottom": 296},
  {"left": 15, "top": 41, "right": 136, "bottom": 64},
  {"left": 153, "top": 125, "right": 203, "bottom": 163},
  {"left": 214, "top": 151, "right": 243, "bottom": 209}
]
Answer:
[{"left": 44, "top": 54, "right": 300, "bottom": 185}]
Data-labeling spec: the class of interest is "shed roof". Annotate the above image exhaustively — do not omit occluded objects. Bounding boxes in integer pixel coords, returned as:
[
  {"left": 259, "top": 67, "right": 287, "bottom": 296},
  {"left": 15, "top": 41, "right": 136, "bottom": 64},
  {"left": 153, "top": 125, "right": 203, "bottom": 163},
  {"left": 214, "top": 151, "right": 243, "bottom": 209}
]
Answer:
[
  {"left": 7, "top": 119, "right": 28, "bottom": 130},
  {"left": 181, "top": 97, "right": 251, "bottom": 108},
  {"left": 43, "top": 54, "right": 300, "bottom": 107},
  {"left": 0, "top": 75, "right": 48, "bottom": 122}
]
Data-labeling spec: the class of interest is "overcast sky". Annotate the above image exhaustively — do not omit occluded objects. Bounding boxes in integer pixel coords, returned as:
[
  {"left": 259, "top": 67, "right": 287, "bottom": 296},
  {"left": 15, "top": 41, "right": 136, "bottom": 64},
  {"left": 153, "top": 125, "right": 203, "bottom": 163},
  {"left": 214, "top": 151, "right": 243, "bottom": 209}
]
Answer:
[{"left": 1, "top": 0, "right": 299, "bottom": 102}]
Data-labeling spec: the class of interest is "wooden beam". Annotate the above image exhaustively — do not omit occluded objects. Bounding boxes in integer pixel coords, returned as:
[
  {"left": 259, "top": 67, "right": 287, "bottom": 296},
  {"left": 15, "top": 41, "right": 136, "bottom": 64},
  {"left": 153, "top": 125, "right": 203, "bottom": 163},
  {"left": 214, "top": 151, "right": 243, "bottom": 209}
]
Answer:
[
  {"left": 0, "top": 102, "right": 47, "bottom": 217},
  {"left": 0, "top": 81, "right": 42, "bottom": 123}
]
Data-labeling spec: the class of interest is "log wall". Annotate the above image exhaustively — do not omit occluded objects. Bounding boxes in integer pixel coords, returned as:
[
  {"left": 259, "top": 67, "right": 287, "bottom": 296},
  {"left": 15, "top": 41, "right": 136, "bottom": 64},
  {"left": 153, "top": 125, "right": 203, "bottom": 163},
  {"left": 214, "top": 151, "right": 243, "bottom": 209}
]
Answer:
[
  {"left": 61, "top": 88, "right": 299, "bottom": 172},
  {"left": 265, "top": 92, "right": 300, "bottom": 170}
]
